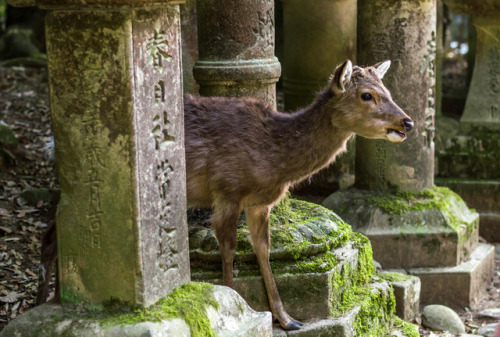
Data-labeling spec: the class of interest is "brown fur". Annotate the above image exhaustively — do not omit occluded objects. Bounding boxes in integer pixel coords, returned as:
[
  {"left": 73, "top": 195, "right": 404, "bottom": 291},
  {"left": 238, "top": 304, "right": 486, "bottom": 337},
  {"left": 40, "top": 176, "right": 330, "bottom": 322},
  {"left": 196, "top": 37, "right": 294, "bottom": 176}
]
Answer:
[{"left": 184, "top": 60, "right": 412, "bottom": 330}]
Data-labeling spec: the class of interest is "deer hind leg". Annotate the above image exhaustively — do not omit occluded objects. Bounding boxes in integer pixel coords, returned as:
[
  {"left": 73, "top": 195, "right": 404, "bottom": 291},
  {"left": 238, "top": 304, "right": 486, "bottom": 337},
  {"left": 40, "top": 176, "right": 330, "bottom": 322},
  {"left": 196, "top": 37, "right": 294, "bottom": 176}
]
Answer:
[
  {"left": 246, "top": 205, "right": 303, "bottom": 331},
  {"left": 36, "top": 222, "right": 58, "bottom": 305},
  {"left": 212, "top": 201, "right": 241, "bottom": 288}
]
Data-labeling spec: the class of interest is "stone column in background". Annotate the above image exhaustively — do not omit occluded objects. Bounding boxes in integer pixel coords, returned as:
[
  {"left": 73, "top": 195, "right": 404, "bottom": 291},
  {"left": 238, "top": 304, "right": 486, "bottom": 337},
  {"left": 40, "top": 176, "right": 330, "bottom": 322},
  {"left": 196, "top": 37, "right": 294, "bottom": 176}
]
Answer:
[
  {"left": 437, "top": 0, "right": 500, "bottom": 242},
  {"left": 282, "top": 0, "right": 357, "bottom": 198},
  {"left": 355, "top": 0, "right": 436, "bottom": 192},
  {"left": 42, "top": 0, "right": 189, "bottom": 307},
  {"left": 180, "top": 0, "right": 198, "bottom": 94},
  {"left": 435, "top": 0, "right": 444, "bottom": 118},
  {"left": 323, "top": 0, "right": 494, "bottom": 309},
  {"left": 193, "top": 0, "right": 281, "bottom": 107},
  {"left": 444, "top": 1, "right": 500, "bottom": 132},
  {"left": 282, "top": 0, "right": 356, "bottom": 112}
]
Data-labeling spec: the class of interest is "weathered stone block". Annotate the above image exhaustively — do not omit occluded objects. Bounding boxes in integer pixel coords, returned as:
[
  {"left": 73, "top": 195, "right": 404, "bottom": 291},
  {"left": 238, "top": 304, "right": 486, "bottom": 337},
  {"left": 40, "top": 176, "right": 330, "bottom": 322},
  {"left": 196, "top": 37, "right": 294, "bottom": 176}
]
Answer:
[
  {"left": 380, "top": 272, "right": 421, "bottom": 321},
  {"left": 189, "top": 198, "right": 377, "bottom": 321},
  {"left": 227, "top": 244, "right": 361, "bottom": 320},
  {"left": 192, "top": 236, "right": 367, "bottom": 320},
  {"left": 46, "top": 5, "right": 189, "bottom": 307},
  {"left": 436, "top": 178, "right": 500, "bottom": 242},
  {"left": 322, "top": 186, "right": 479, "bottom": 269},
  {"left": 271, "top": 280, "right": 396, "bottom": 337},
  {"left": 409, "top": 243, "right": 495, "bottom": 309},
  {"left": 437, "top": 132, "right": 500, "bottom": 179}
]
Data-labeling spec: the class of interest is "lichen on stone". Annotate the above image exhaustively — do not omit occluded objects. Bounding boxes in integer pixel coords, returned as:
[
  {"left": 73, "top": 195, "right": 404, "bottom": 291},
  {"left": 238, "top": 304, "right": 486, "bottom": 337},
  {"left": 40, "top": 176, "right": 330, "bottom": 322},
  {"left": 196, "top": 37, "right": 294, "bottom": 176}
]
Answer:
[
  {"left": 368, "top": 185, "right": 476, "bottom": 232},
  {"left": 393, "top": 316, "right": 420, "bottom": 337},
  {"left": 378, "top": 272, "right": 413, "bottom": 283},
  {"left": 100, "top": 282, "right": 219, "bottom": 337}
]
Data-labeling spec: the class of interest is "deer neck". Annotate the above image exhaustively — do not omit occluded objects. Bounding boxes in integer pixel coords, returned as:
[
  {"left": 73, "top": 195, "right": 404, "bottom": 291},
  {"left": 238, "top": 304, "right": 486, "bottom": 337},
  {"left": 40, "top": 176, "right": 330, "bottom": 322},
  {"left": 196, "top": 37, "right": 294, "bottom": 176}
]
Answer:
[{"left": 276, "top": 93, "right": 354, "bottom": 184}]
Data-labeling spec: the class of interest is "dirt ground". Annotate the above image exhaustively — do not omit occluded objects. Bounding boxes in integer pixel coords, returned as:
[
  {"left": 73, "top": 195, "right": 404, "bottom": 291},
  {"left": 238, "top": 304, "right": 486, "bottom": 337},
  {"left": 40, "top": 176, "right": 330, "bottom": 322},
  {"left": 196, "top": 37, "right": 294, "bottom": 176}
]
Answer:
[{"left": 0, "top": 66, "right": 499, "bottom": 335}]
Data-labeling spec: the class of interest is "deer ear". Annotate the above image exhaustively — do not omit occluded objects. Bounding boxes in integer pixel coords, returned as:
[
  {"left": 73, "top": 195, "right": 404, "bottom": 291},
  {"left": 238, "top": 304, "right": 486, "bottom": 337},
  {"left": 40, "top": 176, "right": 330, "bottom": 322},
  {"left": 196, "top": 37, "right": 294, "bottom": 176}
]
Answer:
[
  {"left": 331, "top": 59, "right": 352, "bottom": 95},
  {"left": 374, "top": 60, "right": 391, "bottom": 79}
]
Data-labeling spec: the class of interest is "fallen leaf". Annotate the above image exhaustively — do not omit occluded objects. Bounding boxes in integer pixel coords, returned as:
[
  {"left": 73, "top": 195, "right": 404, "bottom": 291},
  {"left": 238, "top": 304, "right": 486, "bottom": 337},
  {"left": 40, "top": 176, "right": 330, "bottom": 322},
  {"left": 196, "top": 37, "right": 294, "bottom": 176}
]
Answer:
[
  {"left": 0, "top": 292, "right": 24, "bottom": 304},
  {"left": 25, "top": 269, "right": 37, "bottom": 278},
  {"left": 0, "top": 226, "right": 12, "bottom": 234}
]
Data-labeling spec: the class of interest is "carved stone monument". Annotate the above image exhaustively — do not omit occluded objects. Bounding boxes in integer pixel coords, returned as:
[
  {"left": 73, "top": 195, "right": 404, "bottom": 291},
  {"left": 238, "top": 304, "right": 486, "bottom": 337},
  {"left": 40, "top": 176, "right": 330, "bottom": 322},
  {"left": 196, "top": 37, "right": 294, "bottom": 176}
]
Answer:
[
  {"left": 193, "top": 0, "right": 281, "bottom": 107},
  {"left": 44, "top": 2, "right": 190, "bottom": 307},
  {"left": 323, "top": 0, "right": 494, "bottom": 309},
  {"left": 438, "top": 0, "right": 500, "bottom": 243}
]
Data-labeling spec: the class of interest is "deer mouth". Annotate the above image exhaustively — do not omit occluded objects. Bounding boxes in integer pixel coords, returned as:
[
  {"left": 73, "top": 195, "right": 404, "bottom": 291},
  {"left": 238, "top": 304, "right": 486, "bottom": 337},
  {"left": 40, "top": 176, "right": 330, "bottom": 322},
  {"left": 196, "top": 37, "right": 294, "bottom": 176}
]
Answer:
[{"left": 386, "top": 129, "right": 406, "bottom": 143}]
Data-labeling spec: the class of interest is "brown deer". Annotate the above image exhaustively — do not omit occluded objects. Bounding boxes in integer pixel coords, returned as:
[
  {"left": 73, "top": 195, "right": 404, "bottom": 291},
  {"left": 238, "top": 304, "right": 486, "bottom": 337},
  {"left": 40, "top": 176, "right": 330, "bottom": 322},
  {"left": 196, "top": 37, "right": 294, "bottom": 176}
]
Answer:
[
  {"left": 184, "top": 59, "right": 413, "bottom": 330},
  {"left": 37, "top": 60, "right": 412, "bottom": 330}
]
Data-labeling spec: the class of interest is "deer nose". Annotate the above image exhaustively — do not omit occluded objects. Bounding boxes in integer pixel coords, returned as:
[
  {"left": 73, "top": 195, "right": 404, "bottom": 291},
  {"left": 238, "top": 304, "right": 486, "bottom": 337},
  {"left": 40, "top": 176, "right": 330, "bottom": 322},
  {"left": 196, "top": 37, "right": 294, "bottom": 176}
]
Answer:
[{"left": 403, "top": 118, "right": 414, "bottom": 132}]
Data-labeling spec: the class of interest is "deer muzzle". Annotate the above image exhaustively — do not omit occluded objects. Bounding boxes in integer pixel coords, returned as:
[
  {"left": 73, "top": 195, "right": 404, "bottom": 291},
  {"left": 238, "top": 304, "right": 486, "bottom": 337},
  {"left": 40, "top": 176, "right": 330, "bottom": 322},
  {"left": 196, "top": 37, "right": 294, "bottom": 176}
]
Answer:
[{"left": 385, "top": 117, "right": 413, "bottom": 143}]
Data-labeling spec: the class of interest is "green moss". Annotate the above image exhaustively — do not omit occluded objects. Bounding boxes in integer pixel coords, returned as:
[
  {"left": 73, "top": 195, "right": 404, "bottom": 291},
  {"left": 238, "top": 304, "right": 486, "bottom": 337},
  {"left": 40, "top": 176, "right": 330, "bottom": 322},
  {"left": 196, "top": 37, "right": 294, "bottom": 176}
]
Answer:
[
  {"left": 369, "top": 185, "right": 474, "bottom": 232},
  {"left": 236, "top": 194, "right": 352, "bottom": 261},
  {"left": 352, "top": 232, "right": 376, "bottom": 284},
  {"left": 378, "top": 272, "right": 412, "bottom": 283},
  {"left": 327, "top": 234, "right": 394, "bottom": 336},
  {"left": 98, "top": 282, "right": 219, "bottom": 337},
  {"left": 393, "top": 316, "right": 420, "bottom": 337},
  {"left": 333, "top": 276, "right": 395, "bottom": 336}
]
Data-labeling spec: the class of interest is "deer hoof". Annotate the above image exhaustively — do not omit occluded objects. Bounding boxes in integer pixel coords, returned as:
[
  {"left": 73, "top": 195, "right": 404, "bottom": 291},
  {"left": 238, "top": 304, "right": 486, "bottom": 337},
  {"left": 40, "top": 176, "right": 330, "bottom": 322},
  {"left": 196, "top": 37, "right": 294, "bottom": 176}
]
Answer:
[{"left": 283, "top": 320, "right": 303, "bottom": 331}]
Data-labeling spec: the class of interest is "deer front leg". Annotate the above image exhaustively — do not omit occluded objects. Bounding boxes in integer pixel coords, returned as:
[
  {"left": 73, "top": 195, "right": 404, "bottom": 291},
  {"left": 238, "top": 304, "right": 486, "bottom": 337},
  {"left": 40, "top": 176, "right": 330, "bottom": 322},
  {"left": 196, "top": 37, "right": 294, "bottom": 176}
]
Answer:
[
  {"left": 212, "top": 202, "right": 241, "bottom": 287},
  {"left": 246, "top": 205, "right": 303, "bottom": 331}
]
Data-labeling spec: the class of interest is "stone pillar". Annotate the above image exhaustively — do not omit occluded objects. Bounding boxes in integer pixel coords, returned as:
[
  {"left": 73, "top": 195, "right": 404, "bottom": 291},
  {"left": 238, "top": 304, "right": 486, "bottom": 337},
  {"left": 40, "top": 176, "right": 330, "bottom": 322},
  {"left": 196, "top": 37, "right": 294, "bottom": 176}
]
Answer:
[
  {"left": 435, "top": 0, "right": 444, "bottom": 118},
  {"left": 458, "top": 14, "right": 500, "bottom": 131},
  {"left": 437, "top": 1, "right": 500, "bottom": 242},
  {"left": 40, "top": 0, "right": 189, "bottom": 307},
  {"left": 180, "top": 0, "right": 198, "bottom": 94},
  {"left": 282, "top": 0, "right": 357, "bottom": 197},
  {"left": 355, "top": 0, "right": 436, "bottom": 192},
  {"left": 193, "top": 0, "right": 281, "bottom": 107},
  {"left": 323, "top": 0, "right": 494, "bottom": 309},
  {"left": 282, "top": 0, "right": 356, "bottom": 112}
]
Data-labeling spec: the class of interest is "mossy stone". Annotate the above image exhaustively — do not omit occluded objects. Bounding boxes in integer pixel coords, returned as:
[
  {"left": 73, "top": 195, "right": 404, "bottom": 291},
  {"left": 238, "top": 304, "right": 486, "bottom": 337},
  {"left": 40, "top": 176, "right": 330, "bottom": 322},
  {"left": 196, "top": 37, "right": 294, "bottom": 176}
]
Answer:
[{"left": 322, "top": 186, "right": 479, "bottom": 269}]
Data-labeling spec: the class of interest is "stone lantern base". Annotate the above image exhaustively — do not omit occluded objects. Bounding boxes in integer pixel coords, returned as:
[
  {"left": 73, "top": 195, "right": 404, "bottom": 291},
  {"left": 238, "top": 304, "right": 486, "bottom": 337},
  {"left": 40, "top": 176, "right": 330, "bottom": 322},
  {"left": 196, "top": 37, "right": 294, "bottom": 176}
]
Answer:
[
  {"left": 0, "top": 285, "right": 272, "bottom": 337},
  {"left": 437, "top": 128, "right": 500, "bottom": 242},
  {"left": 189, "top": 198, "right": 419, "bottom": 336},
  {"left": 322, "top": 186, "right": 495, "bottom": 309}
]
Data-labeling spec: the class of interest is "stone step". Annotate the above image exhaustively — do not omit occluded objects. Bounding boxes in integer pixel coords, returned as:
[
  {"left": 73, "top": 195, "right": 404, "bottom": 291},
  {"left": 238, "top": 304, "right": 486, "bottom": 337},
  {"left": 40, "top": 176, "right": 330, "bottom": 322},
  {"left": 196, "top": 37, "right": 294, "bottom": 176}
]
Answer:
[
  {"left": 271, "top": 280, "right": 404, "bottom": 337},
  {"left": 379, "top": 272, "right": 421, "bottom": 321},
  {"left": 193, "top": 238, "right": 373, "bottom": 320},
  {"left": 409, "top": 243, "right": 495, "bottom": 309}
]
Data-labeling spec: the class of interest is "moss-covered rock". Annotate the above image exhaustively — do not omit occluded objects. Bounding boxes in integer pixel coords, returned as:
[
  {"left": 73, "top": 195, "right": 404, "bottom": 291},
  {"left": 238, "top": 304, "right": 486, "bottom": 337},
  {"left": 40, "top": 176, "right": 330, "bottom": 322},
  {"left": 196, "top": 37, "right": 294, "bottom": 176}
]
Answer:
[
  {"left": 0, "top": 283, "right": 272, "bottom": 337},
  {"left": 189, "top": 196, "right": 353, "bottom": 273},
  {"left": 322, "top": 186, "right": 479, "bottom": 269}
]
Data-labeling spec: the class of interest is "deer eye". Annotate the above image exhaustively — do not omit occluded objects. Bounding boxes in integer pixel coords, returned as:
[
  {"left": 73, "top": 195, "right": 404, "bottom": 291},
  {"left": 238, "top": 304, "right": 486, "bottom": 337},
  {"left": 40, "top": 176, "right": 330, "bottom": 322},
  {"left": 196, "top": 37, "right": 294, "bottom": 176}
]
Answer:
[{"left": 361, "top": 93, "right": 372, "bottom": 101}]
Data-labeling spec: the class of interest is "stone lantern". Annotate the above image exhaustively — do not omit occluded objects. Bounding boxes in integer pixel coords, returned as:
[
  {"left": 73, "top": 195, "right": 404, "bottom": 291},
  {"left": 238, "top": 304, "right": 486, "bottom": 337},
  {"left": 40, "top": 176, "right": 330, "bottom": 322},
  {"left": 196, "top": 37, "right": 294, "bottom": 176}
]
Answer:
[
  {"left": 438, "top": 0, "right": 500, "bottom": 243},
  {"left": 323, "top": 0, "right": 494, "bottom": 309}
]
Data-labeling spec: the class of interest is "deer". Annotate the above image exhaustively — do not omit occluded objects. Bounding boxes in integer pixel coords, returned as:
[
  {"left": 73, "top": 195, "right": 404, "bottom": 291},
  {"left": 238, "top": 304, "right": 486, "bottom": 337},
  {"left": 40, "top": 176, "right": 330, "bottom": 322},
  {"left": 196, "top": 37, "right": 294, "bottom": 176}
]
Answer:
[
  {"left": 37, "top": 59, "right": 412, "bottom": 331},
  {"left": 184, "top": 59, "right": 413, "bottom": 330}
]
